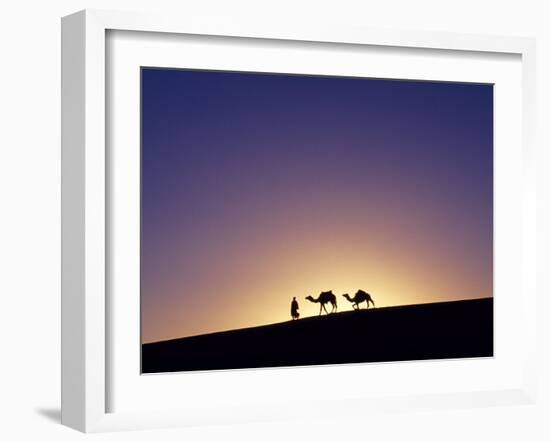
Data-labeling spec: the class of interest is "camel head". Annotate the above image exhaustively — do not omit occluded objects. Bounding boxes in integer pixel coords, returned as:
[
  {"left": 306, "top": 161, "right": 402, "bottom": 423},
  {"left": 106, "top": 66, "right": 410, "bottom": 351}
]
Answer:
[
  {"left": 342, "top": 293, "right": 352, "bottom": 301},
  {"left": 305, "top": 295, "right": 315, "bottom": 303}
]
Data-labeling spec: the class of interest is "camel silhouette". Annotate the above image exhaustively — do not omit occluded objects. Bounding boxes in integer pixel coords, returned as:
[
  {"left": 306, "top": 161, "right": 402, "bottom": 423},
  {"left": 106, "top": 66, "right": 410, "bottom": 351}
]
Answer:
[
  {"left": 305, "top": 290, "right": 338, "bottom": 315},
  {"left": 342, "top": 289, "right": 375, "bottom": 310}
]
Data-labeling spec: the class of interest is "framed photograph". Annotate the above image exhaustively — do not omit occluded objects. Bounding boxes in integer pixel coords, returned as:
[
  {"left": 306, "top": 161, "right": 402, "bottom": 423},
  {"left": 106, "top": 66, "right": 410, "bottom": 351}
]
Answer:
[{"left": 61, "top": 9, "right": 537, "bottom": 432}]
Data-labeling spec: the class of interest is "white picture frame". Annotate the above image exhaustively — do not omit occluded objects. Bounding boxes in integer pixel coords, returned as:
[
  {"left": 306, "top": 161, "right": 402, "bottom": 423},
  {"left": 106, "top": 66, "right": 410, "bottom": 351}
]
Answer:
[{"left": 61, "top": 9, "right": 537, "bottom": 433}]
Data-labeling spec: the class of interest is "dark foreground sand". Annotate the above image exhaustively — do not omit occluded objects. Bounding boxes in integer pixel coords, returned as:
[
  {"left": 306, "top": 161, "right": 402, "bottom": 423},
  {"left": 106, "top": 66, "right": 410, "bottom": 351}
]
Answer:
[{"left": 142, "top": 297, "right": 493, "bottom": 373}]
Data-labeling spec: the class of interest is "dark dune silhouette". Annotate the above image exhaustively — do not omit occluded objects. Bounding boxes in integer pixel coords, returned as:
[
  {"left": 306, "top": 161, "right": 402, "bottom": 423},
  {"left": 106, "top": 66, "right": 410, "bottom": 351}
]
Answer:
[{"left": 142, "top": 297, "right": 493, "bottom": 374}]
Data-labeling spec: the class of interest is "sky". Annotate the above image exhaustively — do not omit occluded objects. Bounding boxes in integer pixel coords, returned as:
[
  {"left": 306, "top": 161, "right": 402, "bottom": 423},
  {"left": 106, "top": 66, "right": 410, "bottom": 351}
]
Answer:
[{"left": 141, "top": 68, "right": 493, "bottom": 344}]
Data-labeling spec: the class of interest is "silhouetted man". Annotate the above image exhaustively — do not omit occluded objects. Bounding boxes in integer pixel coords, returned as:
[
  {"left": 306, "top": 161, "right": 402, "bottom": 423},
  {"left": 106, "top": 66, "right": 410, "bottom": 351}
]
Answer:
[{"left": 291, "top": 297, "right": 300, "bottom": 320}]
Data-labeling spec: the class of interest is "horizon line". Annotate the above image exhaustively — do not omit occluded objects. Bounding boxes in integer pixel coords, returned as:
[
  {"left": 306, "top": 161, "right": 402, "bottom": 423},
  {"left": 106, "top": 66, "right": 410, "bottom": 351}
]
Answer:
[{"left": 142, "top": 296, "right": 493, "bottom": 345}]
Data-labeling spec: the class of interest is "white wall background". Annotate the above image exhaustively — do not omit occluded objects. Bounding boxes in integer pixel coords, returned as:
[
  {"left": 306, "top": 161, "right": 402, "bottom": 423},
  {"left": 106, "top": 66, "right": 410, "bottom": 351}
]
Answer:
[{"left": 0, "top": 1, "right": 548, "bottom": 440}]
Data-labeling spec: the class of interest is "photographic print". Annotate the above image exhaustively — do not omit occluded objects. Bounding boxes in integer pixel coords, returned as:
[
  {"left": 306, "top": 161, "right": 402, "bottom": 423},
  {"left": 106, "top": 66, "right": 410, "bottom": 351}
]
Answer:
[{"left": 140, "top": 68, "right": 493, "bottom": 373}]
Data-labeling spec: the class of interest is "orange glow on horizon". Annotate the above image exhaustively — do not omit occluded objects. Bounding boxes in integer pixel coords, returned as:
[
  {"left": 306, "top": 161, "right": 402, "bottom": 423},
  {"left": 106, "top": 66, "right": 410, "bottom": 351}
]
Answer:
[{"left": 142, "top": 215, "right": 492, "bottom": 343}]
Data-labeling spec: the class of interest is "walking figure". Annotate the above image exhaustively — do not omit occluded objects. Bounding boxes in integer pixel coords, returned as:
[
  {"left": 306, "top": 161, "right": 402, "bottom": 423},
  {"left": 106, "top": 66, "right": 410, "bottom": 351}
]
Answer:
[{"left": 291, "top": 297, "right": 300, "bottom": 320}]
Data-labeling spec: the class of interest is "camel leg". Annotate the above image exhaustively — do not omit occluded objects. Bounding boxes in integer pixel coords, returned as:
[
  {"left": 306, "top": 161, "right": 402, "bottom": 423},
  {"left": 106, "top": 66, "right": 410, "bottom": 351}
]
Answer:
[
  {"left": 319, "top": 304, "right": 323, "bottom": 315},
  {"left": 322, "top": 304, "right": 328, "bottom": 315}
]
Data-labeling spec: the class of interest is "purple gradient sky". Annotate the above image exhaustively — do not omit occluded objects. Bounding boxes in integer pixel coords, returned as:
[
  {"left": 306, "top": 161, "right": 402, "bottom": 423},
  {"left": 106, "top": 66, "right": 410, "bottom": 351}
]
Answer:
[{"left": 141, "top": 68, "right": 493, "bottom": 343}]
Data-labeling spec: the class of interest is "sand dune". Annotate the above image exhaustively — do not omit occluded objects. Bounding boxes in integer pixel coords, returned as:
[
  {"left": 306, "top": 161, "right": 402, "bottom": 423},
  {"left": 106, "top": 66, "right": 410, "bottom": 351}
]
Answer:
[{"left": 142, "top": 297, "right": 493, "bottom": 373}]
